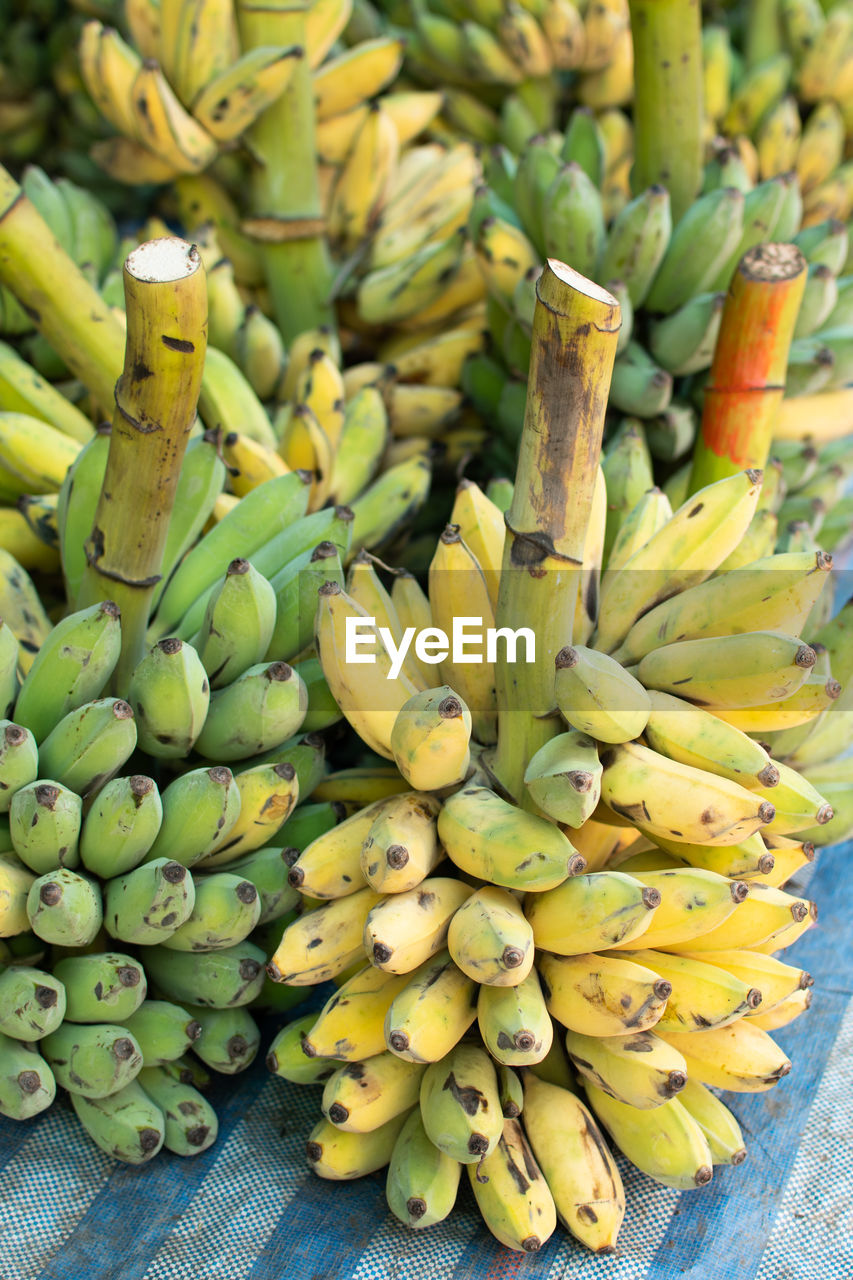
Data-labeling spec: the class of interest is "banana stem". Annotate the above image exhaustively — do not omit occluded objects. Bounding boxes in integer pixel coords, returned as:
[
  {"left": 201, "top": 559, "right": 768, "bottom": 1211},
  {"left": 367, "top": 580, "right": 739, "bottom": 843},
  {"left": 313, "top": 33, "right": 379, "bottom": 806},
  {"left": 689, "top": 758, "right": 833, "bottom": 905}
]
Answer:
[
  {"left": 628, "top": 0, "right": 704, "bottom": 224},
  {"left": 0, "top": 163, "right": 125, "bottom": 412},
  {"left": 237, "top": 0, "right": 336, "bottom": 342},
  {"left": 77, "top": 238, "right": 207, "bottom": 690},
  {"left": 689, "top": 243, "right": 807, "bottom": 493},
  {"left": 489, "top": 261, "right": 621, "bottom": 803}
]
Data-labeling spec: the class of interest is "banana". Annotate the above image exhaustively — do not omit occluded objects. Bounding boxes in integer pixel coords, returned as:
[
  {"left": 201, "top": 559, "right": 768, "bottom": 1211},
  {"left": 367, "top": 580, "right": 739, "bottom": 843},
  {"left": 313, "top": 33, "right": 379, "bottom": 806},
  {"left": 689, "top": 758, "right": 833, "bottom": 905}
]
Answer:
[
  {"left": 386, "top": 1106, "right": 462, "bottom": 1229},
  {"left": 37, "top": 698, "right": 136, "bottom": 798},
  {"left": 302, "top": 964, "right": 410, "bottom": 1061},
  {"left": 0, "top": 722, "right": 38, "bottom": 810},
  {"left": 626, "top": 948, "right": 760, "bottom": 1031},
  {"left": 747, "top": 986, "right": 812, "bottom": 1030},
  {"left": 541, "top": 163, "right": 606, "bottom": 277},
  {"left": 419, "top": 1042, "right": 503, "bottom": 1163},
  {"left": 307, "top": 1109, "right": 412, "bottom": 1180},
  {"left": 638, "top": 631, "right": 817, "bottom": 707},
  {"left": 522, "top": 1071, "right": 625, "bottom": 1252},
  {"left": 657, "top": 1022, "right": 791, "bottom": 1092},
  {"left": 224, "top": 846, "right": 300, "bottom": 925},
  {"left": 596, "top": 470, "right": 764, "bottom": 655},
  {"left": 0, "top": 1033, "right": 55, "bottom": 1121},
  {"left": 755, "top": 835, "right": 815, "bottom": 888},
  {"left": 328, "top": 103, "right": 399, "bottom": 253},
  {"left": 187, "top": 1003, "right": 260, "bottom": 1073},
  {"left": 141, "top": 939, "right": 266, "bottom": 1008},
  {"left": 364, "top": 875, "right": 472, "bottom": 974},
  {"left": 346, "top": 553, "right": 424, "bottom": 691},
  {"left": 643, "top": 690, "right": 780, "bottom": 789},
  {"left": 467, "top": 1117, "right": 557, "bottom": 1254},
  {"left": 123, "top": 1000, "right": 202, "bottom": 1068},
  {"left": 77, "top": 21, "right": 143, "bottom": 140},
  {"left": 328, "top": 387, "right": 388, "bottom": 506},
  {"left": 234, "top": 309, "right": 285, "bottom": 402},
  {"left": 151, "top": 471, "right": 310, "bottom": 639},
  {"left": 668, "top": 881, "right": 815, "bottom": 952},
  {"left": 428, "top": 524, "right": 497, "bottom": 744},
  {"left": 0, "top": 551, "right": 52, "bottom": 675},
  {"left": 553, "top": 647, "right": 649, "bottom": 744},
  {"left": 645, "top": 831, "right": 774, "bottom": 879},
  {"left": 498, "top": 1063, "right": 524, "bottom": 1118},
  {"left": 268, "top": 886, "right": 382, "bottom": 985},
  {"left": 586, "top": 1084, "right": 713, "bottom": 1190},
  {"left": 191, "top": 45, "right": 302, "bottom": 142},
  {"left": 0, "top": 965, "right": 65, "bottom": 1041},
  {"left": 155, "top": 430, "right": 227, "bottom": 610},
  {"left": 56, "top": 427, "right": 111, "bottom": 607},
  {"left": 129, "top": 59, "right": 217, "bottom": 174},
  {"left": 684, "top": 948, "right": 812, "bottom": 1013},
  {"left": 389, "top": 686, "right": 472, "bottom": 794},
  {"left": 193, "top": 661, "right": 307, "bottom": 762},
  {"left": 538, "top": 950, "right": 670, "bottom": 1037},
  {"left": 315, "top": 581, "right": 419, "bottom": 760},
  {"left": 477, "top": 969, "right": 554, "bottom": 1066},
  {"left": 160, "top": 0, "right": 237, "bottom": 104},
  {"left": 600, "top": 742, "right": 776, "bottom": 846},
  {"left": 53, "top": 951, "right": 146, "bottom": 1024},
  {"left": 360, "top": 791, "right": 443, "bottom": 895},
  {"left": 384, "top": 948, "right": 478, "bottom": 1064},
  {"left": 197, "top": 763, "right": 298, "bottom": 867},
  {"left": 79, "top": 776, "right": 162, "bottom": 879},
  {"left": 524, "top": 871, "right": 660, "bottom": 954},
  {"left": 104, "top": 858, "right": 195, "bottom": 945},
  {"left": 615, "top": 549, "right": 833, "bottom": 665},
  {"left": 9, "top": 781, "right": 83, "bottom": 874},
  {"left": 0, "top": 339, "right": 92, "bottom": 444},
  {"left": 753, "top": 758, "right": 833, "bottom": 835},
  {"left": 137, "top": 1065, "right": 218, "bottom": 1156},
  {"left": 712, "top": 673, "right": 842, "bottom": 733},
  {"left": 26, "top": 867, "right": 102, "bottom": 947},
  {"left": 566, "top": 1025, "right": 688, "bottom": 1109},
  {"left": 438, "top": 786, "right": 581, "bottom": 892},
  {"left": 447, "top": 886, "right": 535, "bottom": 986},
  {"left": 13, "top": 601, "right": 121, "bottom": 744},
  {"left": 601, "top": 421, "right": 655, "bottom": 565},
  {"left": 186, "top": 559, "right": 277, "bottom": 690},
  {"left": 312, "top": 768, "right": 409, "bottom": 807},
  {"left": 678, "top": 1077, "right": 746, "bottom": 1166},
  {"left": 70, "top": 1078, "right": 165, "bottom": 1164},
  {"left": 645, "top": 187, "right": 746, "bottom": 314},
  {"left": 41, "top": 1021, "right": 143, "bottom": 1099},
  {"left": 266, "top": 1012, "right": 337, "bottom": 1085},
  {"left": 144, "top": 766, "right": 241, "bottom": 869},
  {"left": 264, "top": 543, "right": 344, "bottom": 665},
  {"left": 322, "top": 1052, "right": 425, "bottom": 1133},
  {"left": 156, "top": 872, "right": 260, "bottom": 951}
]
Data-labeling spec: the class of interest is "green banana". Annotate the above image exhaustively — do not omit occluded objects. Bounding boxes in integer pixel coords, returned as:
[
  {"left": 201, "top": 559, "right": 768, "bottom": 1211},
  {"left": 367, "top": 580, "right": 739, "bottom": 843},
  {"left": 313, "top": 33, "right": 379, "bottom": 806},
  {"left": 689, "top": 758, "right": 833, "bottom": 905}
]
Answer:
[
  {"left": 446, "top": 885, "right": 535, "bottom": 986},
  {"left": 677, "top": 1077, "right": 746, "bottom": 1166},
  {"left": 9, "top": 780, "right": 83, "bottom": 873},
  {"left": 598, "top": 184, "right": 672, "bottom": 307},
  {"left": 328, "top": 387, "right": 388, "bottom": 506},
  {"left": 0, "top": 965, "right": 65, "bottom": 1040},
  {"left": 79, "top": 775, "right": 163, "bottom": 878},
  {"left": 13, "top": 601, "right": 122, "bottom": 743},
  {"left": 524, "top": 730, "right": 602, "bottom": 827},
  {"left": 127, "top": 639, "right": 210, "bottom": 759},
  {"left": 601, "top": 419, "right": 655, "bottom": 564},
  {"left": 541, "top": 163, "right": 606, "bottom": 276},
  {"left": 645, "top": 187, "right": 746, "bottom": 314},
  {"left": 266, "top": 1011, "right": 337, "bottom": 1085},
  {"left": 193, "top": 662, "right": 307, "bottom": 762},
  {"left": 553, "top": 644, "right": 650, "bottom": 743},
  {"left": 419, "top": 1042, "right": 503, "bottom": 1163},
  {"left": 104, "top": 859, "right": 196, "bottom": 945},
  {"left": 649, "top": 292, "right": 726, "bottom": 376},
  {"left": 27, "top": 867, "right": 103, "bottom": 946},
  {"left": 140, "top": 940, "right": 267, "bottom": 1008},
  {"left": 37, "top": 697, "right": 137, "bottom": 796},
  {"left": 123, "top": 1000, "right": 203, "bottom": 1068},
  {"left": 0, "top": 721, "right": 38, "bottom": 809},
  {"left": 137, "top": 1064, "right": 218, "bottom": 1156},
  {"left": 0, "top": 627, "right": 18, "bottom": 721},
  {"left": 152, "top": 430, "right": 227, "bottom": 613},
  {"left": 56, "top": 426, "right": 111, "bottom": 606},
  {"left": 0, "top": 1032, "right": 55, "bottom": 1119},
  {"left": 608, "top": 343, "right": 673, "bottom": 418},
  {"left": 386, "top": 1106, "right": 461, "bottom": 1229},
  {"left": 52, "top": 951, "right": 146, "bottom": 1023},
  {"left": 144, "top": 766, "right": 241, "bottom": 868},
  {"left": 477, "top": 969, "right": 553, "bottom": 1066},
  {"left": 158, "top": 873, "right": 261, "bottom": 951},
  {"left": 200, "top": 763, "right": 299, "bottom": 867},
  {"left": 185, "top": 1003, "right": 261, "bottom": 1074},
  {"left": 191, "top": 558, "right": 276, "bottom": 688},
  {"left": 70, "top": 1078, "right": 165, "bottom": 1164},
  {"left": 41, "top": 1021, "right": 143, "bottom": 1098},
  {"left": 264, "top": 542, "right": 344, "bottom": 664}
]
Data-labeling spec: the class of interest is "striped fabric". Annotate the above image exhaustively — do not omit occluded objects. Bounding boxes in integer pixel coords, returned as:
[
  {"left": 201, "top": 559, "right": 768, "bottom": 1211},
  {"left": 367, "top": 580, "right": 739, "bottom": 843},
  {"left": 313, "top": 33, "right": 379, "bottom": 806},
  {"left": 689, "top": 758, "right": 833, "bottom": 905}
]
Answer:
[{"left": 2, "top": 841, "right": 851, "bottom": 1280}]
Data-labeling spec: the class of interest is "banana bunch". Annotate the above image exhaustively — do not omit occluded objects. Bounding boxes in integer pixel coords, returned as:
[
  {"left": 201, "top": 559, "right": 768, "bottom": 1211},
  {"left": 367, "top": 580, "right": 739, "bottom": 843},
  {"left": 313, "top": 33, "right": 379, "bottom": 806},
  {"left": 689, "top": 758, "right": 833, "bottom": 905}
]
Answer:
[
  {"left": 464, "top": 111, "right": 853, "bottom": 464},
  {"left": 370, "top": 0, "right": 633, "bottom": 149},
  {"left": 260, "top": 467, "right": 834, "bottom": 1252},
  {"left": 0, "top": 548, "right": 361, "bottom": 1160}
]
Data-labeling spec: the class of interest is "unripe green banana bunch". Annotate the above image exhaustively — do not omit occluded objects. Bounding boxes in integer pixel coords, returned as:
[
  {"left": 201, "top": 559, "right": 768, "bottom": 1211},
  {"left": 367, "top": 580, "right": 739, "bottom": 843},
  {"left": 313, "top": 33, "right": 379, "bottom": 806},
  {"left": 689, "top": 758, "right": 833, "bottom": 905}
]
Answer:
[{"left": 262, "top": 468, "right": 831, "bottom": 1253}]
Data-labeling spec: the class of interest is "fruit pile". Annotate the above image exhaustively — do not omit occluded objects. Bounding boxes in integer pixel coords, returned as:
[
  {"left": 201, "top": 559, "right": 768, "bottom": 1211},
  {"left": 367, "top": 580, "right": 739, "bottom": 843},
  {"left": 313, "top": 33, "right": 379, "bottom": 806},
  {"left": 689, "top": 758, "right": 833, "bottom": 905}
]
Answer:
[{"left": 257, "top": 264, "right": 848, "bottom": 1253}]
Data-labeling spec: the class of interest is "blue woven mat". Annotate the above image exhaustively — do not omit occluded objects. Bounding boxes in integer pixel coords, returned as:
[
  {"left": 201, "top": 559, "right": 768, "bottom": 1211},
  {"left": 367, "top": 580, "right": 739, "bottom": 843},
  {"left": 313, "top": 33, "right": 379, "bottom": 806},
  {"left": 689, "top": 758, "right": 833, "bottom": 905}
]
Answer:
[{"left": 2, "top": 840, "right": 852, "bottom": 1280}]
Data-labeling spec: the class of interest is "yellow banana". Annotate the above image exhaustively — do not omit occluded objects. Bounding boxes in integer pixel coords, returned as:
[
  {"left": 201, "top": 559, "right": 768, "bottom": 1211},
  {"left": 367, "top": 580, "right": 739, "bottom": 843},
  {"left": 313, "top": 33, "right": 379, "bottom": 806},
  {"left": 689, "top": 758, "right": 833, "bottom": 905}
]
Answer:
[
  {"left": 667, "top": 881, "right": 815, "bottom": 952},
  {"left": 312, "top": 37, "right": 405, "bottom": 121},
  {"left": 586, "top": 1084, "right": 713, "bottom": 1190},
  {"left": 303, "top": 964, "right": 411, "bottom": 1059},
  {"left": 565, "top": 1027, "right": 688, "bottom": 1109},
  {"left": 538, "top": 950, "right": 671, "bottom": 1037},
  {"left": 657, "top": 1023, "right": 791, "bottom": 1092},
  {"left": 623, "top": 948, "right": 761, "bottom": 1032},
  {"left": 468, "top": 1118, "right": 557, "bottom": 1254},
  {"left": 267, "top": 886, "right": 382, "bottom": 984},
  {"left": 191, "top": 47, "right": 302, "bottom": 143},
  {"left": 364, "top": 875, "right": 472, "bottom": 974},
  {"left": 130, "top": 60, "right": 218, "bottom": 174},
  {"left": 384, "top": 948, "right": 478, "bottom": 1063},
  {"left": 322, "top": 1052, "right": 424, "bottom": 1133}
]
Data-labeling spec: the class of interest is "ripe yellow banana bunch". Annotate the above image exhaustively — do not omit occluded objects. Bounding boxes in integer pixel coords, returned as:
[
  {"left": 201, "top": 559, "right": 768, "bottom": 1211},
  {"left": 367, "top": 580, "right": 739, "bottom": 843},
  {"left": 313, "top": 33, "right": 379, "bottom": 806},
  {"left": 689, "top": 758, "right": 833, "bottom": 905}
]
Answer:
[{"left": 266, "top": 465, "right": 831, "bottom": 1253}]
